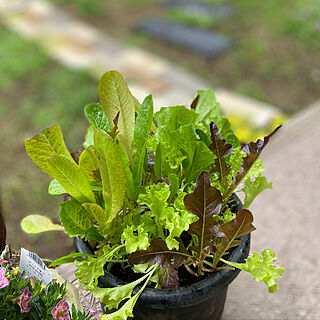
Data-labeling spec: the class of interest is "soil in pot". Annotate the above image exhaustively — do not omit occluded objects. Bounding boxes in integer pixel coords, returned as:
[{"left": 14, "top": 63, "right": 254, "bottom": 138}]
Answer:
[{"left": 74, "top": 195, "right": 250, "bottom": 320}]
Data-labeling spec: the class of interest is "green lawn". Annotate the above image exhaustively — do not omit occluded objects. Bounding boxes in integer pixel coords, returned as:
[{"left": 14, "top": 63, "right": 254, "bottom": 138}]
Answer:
[
  {"left": 0, "top": 25, "right": 98, "bottom": 258},
  {"left": 49, "top": 0, "right": 320, "bottom": 114}
]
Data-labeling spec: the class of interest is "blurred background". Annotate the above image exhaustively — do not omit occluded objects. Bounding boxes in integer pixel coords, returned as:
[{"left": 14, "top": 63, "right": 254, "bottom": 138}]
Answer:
[{"left": 0, "top": 0, "right": 319, "bottom": 259}]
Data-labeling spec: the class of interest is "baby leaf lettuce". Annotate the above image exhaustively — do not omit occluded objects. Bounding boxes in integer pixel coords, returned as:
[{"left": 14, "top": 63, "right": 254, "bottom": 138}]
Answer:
[
  {"left": 243, "top": 176, "right": 272, "bottom": 209},
  {"left": 128, "top": 238, "right": 188, "bottom": 288},
  {"left": 84, "top": 103, "right": 112, "bottom": 132},
  {"left": 60, "top": 198, "right": 93, "bottom": 238},
  {"left": 213, "top": 209, "right": 256, "bottom": 267},
  {"left": 221, "top": 250, "right": 284, "bottom": 292},
  {"left": 47, "top": 155, "right": 96, "bottom": 203},
  {"left": 226, "top": 125, "right": 281, "bottom": 199},
  {"left": 184, "top": 171, "right": 223, "bottom": 255},
  {"left": 209, "top": 122, "right": 233, "bottom": 193},
  {"left": 78, "top": 146, "right": 100, "bottom": 182},
  {"left": 133, "top": 95, "right": 153, "bottom": 189},
  {"left": 193, "top": 89, "right": 239, "bottom": 147},
  {"left": 98, "top": 71, "right": 136, "bottom": 164},
  {"left": 25, "top": 124, "right": 74, "bottom": 176},
  {"left": 93, "top": 265, "right": 157, "bottom": 320},
  {"left": 21, "top": 215, "right": 64, "bottom": 233},
  {"left": 94, "top": 128, "right": 127, "bottom": 223}
]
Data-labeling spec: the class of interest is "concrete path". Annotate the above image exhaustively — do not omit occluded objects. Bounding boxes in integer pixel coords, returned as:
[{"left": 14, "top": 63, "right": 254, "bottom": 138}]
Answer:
[
  {"left": 223, "top": 101, "right": 320, "bottom": 319},
  {"left": 0, "top": 0, "right": 280, "bottom": 126}
]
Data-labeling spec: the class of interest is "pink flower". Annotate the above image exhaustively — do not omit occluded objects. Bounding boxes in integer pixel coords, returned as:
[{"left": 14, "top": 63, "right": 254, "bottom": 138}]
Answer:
[
  {"left": 16, "top": 286, "right": 32, "bottom": 313},
  {"left": 51, "top": 300, "right": 70, "bottom": 320},
  {"left": 0, "top": 267, "right": 9, "bottom": 289},
  {"left": 29, "top": 277, "right": 34, "bottom": 289},
  {"left": 89, "top": 308, "right": 101, "bottom": 320},
  {"left": 0, "top": 258, "right": 8, "bottom": 265}
]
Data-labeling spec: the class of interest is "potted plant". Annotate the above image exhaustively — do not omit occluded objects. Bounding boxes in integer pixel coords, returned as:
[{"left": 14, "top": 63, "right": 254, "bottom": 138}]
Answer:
[
  {"left": 0, "top": 202, "right": 100, "bottom": 319},
  {"left": 21, "top": 71, "right": 284, "bottom": 320}
]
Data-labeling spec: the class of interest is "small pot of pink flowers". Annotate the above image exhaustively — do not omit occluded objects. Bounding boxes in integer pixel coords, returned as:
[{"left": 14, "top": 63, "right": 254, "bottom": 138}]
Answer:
[{"left": 0, "top": 206, "right": 102, "bottom": 320}]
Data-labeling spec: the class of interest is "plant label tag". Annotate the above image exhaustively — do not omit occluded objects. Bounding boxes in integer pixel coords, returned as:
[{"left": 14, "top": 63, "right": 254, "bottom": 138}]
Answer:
[{"left": 19, "top": 248, "right": 53, "bottom": 285}]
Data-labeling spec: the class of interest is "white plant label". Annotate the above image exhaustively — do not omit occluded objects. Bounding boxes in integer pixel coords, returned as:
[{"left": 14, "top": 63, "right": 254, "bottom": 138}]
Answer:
[{"left": 19, "top": 248, "right": 53, "bottom": 285}]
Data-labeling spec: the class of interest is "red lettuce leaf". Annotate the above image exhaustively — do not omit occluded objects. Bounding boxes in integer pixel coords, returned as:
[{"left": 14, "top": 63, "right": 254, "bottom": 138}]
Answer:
[
  {"left": 128, "top": 238, "right": 187, "bottom": 268},
  {"left": 227, "top": 126, "right": 281, "bottom": 195},
  {"left": 209, "top": 122, "right": 233, "bottom": 191},
  {"left": 184, "top": 171, "right": 223, "bottom": 254},
  {"left": 213, "top": 209, "right": 256, "bottom": 267},
  {"left": 190, "top": 94, "right": 200, "bottom": 110},
  {"left": 128, "top": 238, "right": 188, "bottom": 288}
]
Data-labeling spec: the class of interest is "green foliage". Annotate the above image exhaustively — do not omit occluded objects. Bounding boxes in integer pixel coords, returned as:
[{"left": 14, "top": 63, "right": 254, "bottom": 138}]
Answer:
[
  {"left": 25, "top": 124, "right": 74, "bottom": 177},
  {"left": 221, "top": 250, "right": 285, "bottom": 292},
  {"left": 133, "top": 95, "right": 154, "bottom": 189},
  {"left": 22, "top": 71, "right": 283, "bottom": 319},
  {"left": 98, "top": 71, "right": 136, "bottom": 164},
  {"left": 48, "top": 155, "right": 96, "bottom": 203},
  {"left": 60, "top": 198, "right": 93, "bottom": 237},
  {"left": 94, "top": 128, "right": 127, "bottom": 223},
  {"left": 85, "top": 103, "right": 112, "bottom": 132},
  {"left": 21, "top": 215, "right": 64, "bottom": 233},
  {"left": 0, "top": 260, "right": 91, "bottom": 319}
]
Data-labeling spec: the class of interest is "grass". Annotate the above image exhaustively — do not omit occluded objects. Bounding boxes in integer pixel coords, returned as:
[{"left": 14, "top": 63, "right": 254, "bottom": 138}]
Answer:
[
  {"left": 47, "top": 0, "right": 320, "bottom": 114},
  {"left": 0, "top": 26, "right": 98, "bottom": 258}
]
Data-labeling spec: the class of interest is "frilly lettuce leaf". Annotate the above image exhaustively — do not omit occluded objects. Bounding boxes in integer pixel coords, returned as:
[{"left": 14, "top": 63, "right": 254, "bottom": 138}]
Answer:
[
  {"left": 221, "top": 250, "right": 284, "bottom": 292},
  {"left": 243, "top": 176, "right": 272, "bottom": 209},
  {"left": 121, "top": 225, "right": 150, "bottom": 254}
]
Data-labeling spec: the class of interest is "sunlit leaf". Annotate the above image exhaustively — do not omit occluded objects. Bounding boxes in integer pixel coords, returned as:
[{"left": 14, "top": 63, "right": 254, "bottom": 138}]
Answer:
[{"left": 21, "top": 215, "right": 64, "bottom": 233}]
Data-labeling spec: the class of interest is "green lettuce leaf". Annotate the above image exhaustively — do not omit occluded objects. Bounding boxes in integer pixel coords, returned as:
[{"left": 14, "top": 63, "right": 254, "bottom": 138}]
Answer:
[
  {"left": 153, "top": 106, "right": 198, "bottom": 172},
  {"left": 50, "top": 252, "right": 93, "bottom": 267},
  {"left": 193, "top": 89, "right": 220, "bottom": 126},
  {"left": 60, "top": 198, "right": 93, "bottom": 237},
  {"left": 21, "top": 215, "right": 64, "bottom": 233},
  {"left": 82, "top": 203, "right": 107, "bottom": 229},
  {"left": 193, "top": 90, "right": 239, "bottom": 147},
  {"left": 47, "top": 155, "right": 96, "bottom": 203},
  {"left": 75, "top": 244, "right": 125, "bottom": 291},
  {"left": 155, "top": 105, "right": 198, "bottom": 131},
  {"left": 221, "top": 250, "right": 284, "bottom": 292},
  {"left": 84, "top": 103, "right": 112, "bottom": 132},
  {"left": 133, "top": 95, "right": 153, "bottom": 187},
  {"left": 98, "top": 71, "right": 136, "bottom": 163},
  {"left": 97, "top": 266, "right": 157, "bottom": 320},
  {"left": 185, "top": 141, "right": 214, "bottom": 183},
  {"left": 48, "top": 178, "right": 66, "bottom": 195},
  {"left": 121, "top": 225, "right": 150, "bottom": 254},
  {"left": 91, "top": 271, "right": 151, "bottom": 310},
  {"left": 94, "top": 128, "right": 127, "bottom": 223},
  {"left": 78, "top": 146, "right": 100, "bottom": 182},
  {"left": 25, "top": 124, "right": 74, "bottom": 177},
  {"left": 243, "top": 176, "right": 272, "bottom": 209},
  {"left": 83, "top": 125, "right": 94, "bottom": 148}
]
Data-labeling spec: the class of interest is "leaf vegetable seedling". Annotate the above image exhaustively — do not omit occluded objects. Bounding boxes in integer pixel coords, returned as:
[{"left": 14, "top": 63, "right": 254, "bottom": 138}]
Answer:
[{"left": 22, "top": 71, "right": 284, "bottom": 319}]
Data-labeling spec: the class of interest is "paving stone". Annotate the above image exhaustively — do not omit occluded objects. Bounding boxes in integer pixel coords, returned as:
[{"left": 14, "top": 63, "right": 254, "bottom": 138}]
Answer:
[
  {"left": 138, "top": 19, "right": 232, "bottom": 57},
  {"left": 162, "top": 1, "right": 236, "bottom": 20}
]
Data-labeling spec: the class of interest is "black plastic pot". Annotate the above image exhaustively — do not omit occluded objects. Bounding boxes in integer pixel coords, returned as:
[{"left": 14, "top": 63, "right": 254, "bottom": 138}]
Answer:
[{"left": 74, "top": 195, "right": 250, "bottom": 320}]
